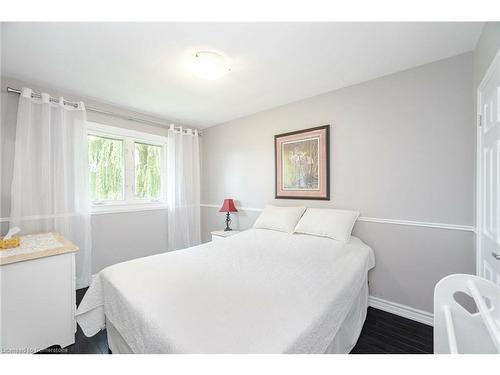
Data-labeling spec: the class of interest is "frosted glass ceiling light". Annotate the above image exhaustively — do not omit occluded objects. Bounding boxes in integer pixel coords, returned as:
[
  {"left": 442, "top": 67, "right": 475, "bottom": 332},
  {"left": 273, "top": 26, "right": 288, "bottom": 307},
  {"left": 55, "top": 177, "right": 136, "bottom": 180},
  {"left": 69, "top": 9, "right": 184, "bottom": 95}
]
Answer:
[{"left": 190, "top": 51, "right": 231, "bottom": 80}]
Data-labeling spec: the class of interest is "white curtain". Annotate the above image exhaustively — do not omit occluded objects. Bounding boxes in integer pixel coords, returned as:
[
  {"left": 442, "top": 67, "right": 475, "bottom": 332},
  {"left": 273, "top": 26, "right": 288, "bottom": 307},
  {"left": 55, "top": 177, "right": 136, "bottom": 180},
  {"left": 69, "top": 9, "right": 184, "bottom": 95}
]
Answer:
[
  {"left": 10, "top": 88, "right": 92, "bottom": 288},
  {"left": 167, "top": 124, "right": 201, "bottom": 250}
]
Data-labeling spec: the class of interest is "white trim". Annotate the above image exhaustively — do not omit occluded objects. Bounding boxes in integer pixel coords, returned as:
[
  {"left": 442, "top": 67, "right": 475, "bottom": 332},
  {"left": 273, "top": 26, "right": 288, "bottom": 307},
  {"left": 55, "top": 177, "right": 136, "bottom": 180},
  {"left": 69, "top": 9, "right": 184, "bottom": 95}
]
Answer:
[
  {"left": 200, "top": 204, "right": 475, "bottom": 232},
  {"left": 475, "top": 48, "right": 500, "bottom": 277},
  {"left": 477, "top": 84, "right": 482, "bottom": 276},
  {"left": 368, "top": 295, "right": 433, "bottom": 326},
  {"left": 0, "top": 205, "right": 169, "bottom": 223},
  {"left": 90, "top": 204, "right": 168, "bottom": 215},
  {"left": 87, "top": 121, "right": 167, "bottom": 145},
  {"left": 200, "top": 203, "right": 263, "bottom": 212},
  {"left": 1, "top": 204, "right": 475, "bottom": 231},
  {"left": 357, "top": 216, "right": 474, "bottom": 232}
]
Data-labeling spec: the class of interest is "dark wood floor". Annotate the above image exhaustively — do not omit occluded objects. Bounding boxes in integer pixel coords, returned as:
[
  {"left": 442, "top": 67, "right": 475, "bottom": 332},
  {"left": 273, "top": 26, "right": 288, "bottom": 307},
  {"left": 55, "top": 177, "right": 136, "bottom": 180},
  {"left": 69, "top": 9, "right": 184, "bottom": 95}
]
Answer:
[
  {"left": 38, "top": 288, "right": 433, "bottom": 354},
  {"left": 351, "top": 307, "right": 433, "bottom": 354}
]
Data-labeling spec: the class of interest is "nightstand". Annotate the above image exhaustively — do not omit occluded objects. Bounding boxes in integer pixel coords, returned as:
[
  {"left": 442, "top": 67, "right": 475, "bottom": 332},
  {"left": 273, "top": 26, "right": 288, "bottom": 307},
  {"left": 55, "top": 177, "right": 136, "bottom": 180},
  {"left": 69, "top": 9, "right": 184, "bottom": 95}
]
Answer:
[{"left": 211, "top": 230, "right": 241, "bottom": 241}]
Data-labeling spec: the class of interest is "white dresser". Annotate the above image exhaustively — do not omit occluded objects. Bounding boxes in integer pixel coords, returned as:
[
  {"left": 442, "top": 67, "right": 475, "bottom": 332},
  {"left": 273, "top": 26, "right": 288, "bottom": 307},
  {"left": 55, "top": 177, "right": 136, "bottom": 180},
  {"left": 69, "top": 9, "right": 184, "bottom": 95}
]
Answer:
[
  {"left": 211, "top": 230, "right": 241, "bottom": 241},
  {"left": 0, "top": 233, "right": 78, "bottom": 353}
]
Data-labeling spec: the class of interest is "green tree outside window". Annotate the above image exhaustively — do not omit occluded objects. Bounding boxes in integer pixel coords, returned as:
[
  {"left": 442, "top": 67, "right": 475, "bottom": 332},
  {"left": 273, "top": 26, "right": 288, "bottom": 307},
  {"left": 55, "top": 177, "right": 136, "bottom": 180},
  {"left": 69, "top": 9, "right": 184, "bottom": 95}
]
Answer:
[
  {"left": 134, "top": 142, "right": 161, "bottom": 199},
  {"left": 88, "top": 135, "right": 124, "bottom": 201}
]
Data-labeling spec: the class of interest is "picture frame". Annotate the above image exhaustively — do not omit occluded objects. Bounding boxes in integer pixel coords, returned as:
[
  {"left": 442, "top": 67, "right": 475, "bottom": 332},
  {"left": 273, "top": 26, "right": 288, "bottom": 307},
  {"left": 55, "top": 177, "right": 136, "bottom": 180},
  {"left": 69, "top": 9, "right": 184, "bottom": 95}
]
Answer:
[{"left": 274, "top": 125, "right": 330, "bottom": 200}]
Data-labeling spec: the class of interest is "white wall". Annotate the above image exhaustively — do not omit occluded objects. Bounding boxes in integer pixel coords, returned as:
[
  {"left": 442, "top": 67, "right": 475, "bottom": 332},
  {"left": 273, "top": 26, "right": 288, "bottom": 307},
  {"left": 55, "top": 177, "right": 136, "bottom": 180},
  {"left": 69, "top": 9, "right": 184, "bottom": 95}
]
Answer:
[
  {"left": 0, "top": 76, "right": 177, "bottom": 274},
  {"left": 200, "top": 53, "right": 475, "bottom": 313},
  {"left": 474, "top": 23, "right": 500, "bottom": 90}
]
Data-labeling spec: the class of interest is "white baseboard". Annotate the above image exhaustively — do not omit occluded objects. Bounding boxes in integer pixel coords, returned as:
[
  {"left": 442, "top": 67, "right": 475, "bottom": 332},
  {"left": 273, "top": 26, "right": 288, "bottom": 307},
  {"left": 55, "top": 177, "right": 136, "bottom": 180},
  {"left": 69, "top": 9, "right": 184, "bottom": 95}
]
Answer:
[{"left": 368, "top": 296, "right": 433, "bottom": 326}]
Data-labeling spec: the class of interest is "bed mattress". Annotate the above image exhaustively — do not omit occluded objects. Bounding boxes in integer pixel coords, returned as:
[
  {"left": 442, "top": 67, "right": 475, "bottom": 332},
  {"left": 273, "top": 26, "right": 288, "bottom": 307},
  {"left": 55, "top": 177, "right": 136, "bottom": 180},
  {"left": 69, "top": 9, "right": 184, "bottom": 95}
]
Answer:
[{"left": 76, "top": 229, "right": 374, "bottom": 353}]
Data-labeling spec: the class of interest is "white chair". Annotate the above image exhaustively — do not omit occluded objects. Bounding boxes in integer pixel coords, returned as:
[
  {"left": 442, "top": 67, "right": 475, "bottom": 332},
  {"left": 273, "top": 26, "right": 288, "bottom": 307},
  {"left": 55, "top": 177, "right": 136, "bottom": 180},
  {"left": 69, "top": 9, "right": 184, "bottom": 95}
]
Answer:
[{"left": 434, "top": 274, "right": 500, "bottom": 354}]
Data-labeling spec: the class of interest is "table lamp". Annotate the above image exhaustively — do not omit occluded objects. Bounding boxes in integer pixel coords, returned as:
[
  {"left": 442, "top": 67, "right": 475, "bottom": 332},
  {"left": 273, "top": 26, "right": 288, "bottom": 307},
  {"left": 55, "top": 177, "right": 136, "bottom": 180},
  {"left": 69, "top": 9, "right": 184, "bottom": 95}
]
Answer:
[{"left": 219, "top": 199, "right": 238, "bottom": 231}]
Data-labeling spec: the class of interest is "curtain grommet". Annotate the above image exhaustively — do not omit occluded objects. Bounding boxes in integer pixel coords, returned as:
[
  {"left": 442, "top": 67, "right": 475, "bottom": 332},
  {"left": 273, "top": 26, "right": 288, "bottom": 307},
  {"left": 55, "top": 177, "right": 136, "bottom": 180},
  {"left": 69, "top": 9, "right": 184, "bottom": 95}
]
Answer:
[{"left": 21, "top": 87, "right": 32, "bottom": 98}]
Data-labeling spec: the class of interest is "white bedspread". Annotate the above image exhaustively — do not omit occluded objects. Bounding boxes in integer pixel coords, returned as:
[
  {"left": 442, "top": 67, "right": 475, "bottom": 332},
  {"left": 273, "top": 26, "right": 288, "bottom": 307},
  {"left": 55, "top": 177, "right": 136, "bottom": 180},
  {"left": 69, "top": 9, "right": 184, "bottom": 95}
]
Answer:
[{"left": 76, "top": 229, "right": 374, "bottom": 353}]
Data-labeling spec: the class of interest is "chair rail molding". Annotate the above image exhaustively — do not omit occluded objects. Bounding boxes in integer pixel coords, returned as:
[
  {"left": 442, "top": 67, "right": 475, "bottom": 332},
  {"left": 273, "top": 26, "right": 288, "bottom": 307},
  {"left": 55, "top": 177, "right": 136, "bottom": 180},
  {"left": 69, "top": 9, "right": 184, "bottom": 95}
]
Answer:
[
  {"left": 0, "top": 205, "right": 169, "bottom": 223},
  {"left": 2, "top": 205, "right": 475, "bottom": 232},
  {"left": 200, "top": 204, "right": 475, "bottom": 232}
]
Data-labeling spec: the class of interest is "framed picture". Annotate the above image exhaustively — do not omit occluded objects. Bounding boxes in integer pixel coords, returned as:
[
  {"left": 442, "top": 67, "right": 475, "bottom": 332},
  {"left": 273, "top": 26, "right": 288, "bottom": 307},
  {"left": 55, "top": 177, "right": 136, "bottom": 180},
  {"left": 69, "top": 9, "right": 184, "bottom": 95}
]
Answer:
[{"left": 274, "top": 125, "right": 330, "bottom": 200}]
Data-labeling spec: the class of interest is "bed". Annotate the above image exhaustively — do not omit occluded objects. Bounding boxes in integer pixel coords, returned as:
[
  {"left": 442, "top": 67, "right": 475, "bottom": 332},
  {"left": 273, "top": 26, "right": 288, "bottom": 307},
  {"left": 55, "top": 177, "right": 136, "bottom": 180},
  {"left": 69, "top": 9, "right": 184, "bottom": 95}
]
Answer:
[{"left": 76, "top": 228, "right": 374, "bottom": 353}]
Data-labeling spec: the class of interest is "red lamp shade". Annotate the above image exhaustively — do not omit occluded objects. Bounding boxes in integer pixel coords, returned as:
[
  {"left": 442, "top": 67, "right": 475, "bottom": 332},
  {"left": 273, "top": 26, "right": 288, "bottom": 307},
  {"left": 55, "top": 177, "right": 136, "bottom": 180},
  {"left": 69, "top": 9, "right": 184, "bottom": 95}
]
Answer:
[{"left": 219, "top": 199, "right": 238, "bottom": 213}]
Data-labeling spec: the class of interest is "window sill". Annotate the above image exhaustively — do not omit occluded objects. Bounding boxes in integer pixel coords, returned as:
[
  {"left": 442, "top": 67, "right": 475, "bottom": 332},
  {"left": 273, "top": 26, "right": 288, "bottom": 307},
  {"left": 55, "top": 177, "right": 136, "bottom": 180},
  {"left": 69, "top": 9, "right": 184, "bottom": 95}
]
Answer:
[{"left": 91, "top": 203, "right": 168, "bottom": 215}]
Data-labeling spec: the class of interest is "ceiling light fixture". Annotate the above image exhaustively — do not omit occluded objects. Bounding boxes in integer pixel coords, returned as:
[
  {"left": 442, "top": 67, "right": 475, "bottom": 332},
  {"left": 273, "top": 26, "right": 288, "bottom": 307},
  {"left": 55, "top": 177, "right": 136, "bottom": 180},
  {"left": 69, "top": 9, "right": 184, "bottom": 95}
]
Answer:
[{"left": 190, "top": 51, "right": 231, "bottom": 80}]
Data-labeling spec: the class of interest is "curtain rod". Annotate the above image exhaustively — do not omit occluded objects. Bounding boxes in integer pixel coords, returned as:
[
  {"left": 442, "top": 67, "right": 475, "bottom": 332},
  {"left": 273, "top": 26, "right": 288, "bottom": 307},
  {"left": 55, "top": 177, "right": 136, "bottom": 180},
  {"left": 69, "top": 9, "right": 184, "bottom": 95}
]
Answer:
[{"left": 6, "top": 87, "right": 200, "bottom": 135}]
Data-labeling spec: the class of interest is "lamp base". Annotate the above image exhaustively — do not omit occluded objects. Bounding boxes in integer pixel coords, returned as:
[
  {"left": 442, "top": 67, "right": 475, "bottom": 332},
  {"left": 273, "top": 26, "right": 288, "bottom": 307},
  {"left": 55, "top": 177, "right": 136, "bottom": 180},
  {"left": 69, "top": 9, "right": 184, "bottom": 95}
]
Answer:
[{"left": 224, "top": 212, "right": 232, "bottom": 231}]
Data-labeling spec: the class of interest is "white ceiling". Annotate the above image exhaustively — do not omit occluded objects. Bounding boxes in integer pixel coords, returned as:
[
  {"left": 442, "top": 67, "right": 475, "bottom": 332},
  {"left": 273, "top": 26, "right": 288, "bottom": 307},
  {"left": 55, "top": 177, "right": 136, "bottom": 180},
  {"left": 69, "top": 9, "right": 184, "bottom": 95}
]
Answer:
[{"left": 1, "top": 22, "right": 483, "bottom": 128}]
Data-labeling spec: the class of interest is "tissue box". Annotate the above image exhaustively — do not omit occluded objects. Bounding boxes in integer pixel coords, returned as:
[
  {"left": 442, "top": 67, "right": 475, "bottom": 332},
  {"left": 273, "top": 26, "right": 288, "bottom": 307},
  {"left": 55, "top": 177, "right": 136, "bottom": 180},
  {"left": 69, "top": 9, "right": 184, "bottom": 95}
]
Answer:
[{"left": 0, "top": 236, "right": 20, "bottom": 249}]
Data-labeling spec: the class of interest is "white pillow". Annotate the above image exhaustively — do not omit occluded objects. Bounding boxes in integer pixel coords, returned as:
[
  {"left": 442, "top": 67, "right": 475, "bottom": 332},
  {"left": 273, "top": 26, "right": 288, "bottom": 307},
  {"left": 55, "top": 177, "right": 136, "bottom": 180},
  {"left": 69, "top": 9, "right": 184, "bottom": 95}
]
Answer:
[
  {"left": 294, "top": 208, "right": 359, "bottom": 242},
  {"left": 253, "top": 205, "right": 306, "bottom": 233}
]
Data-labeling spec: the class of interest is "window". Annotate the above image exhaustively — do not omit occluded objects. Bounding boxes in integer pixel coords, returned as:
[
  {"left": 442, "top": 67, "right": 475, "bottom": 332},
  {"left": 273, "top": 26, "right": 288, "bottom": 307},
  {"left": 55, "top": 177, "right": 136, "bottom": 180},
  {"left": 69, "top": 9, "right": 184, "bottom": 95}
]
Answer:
[
  {"left": 87, "top": 122, "right": 167, "bottom": 212},
  {"left": 134, "top": 142, "right": 162, "bottom": 199},
  {"left": 88, "top": 135, "right": 124, "bottom": 201}
]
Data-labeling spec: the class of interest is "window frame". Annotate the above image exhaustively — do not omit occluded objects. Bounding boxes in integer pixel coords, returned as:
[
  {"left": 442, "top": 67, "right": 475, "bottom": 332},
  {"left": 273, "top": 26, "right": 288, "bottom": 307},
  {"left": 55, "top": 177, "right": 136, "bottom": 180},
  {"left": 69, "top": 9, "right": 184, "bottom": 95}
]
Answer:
[{"left": 87, "top": 122, "right": 168, "bottom": 214}]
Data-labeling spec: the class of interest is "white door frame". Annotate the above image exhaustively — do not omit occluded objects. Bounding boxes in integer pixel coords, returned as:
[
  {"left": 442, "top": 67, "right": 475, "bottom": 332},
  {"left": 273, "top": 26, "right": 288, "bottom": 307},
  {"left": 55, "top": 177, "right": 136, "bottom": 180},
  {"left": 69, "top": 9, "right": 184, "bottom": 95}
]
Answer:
[{"left": 476, "top": 49, "right": 500, "bottom": 277}]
